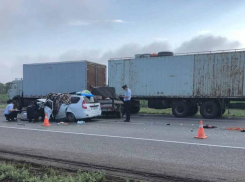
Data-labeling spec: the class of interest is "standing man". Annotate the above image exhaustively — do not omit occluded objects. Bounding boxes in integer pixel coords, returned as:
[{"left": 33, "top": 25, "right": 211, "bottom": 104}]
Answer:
[
  {"left": 4, "top": 100, "right": 17, "bottom": 121},
  {"left": 122, "top": 84, "right": 131, "bottom": 122}
]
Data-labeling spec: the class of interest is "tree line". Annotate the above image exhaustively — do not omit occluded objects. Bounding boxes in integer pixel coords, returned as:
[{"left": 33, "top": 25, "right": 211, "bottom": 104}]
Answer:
[{"left": 0, "top": 82, "right": 11, "bottom": 94}]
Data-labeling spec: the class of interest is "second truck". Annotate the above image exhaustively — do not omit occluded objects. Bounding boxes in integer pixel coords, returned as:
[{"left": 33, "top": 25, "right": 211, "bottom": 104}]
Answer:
[{"left": 108, "top": 49, "right": 245, "bottom": 119}]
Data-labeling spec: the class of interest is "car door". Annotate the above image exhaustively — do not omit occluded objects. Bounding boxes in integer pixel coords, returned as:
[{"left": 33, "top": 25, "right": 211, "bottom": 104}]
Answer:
[{"left": 66, "top": 96, "right": 84, "bottom": 119}]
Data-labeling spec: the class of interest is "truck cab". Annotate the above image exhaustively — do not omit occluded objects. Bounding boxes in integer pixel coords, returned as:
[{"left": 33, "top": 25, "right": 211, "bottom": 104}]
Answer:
[{"left": 8, "top": 78, "right": 23, "bottom": 103}]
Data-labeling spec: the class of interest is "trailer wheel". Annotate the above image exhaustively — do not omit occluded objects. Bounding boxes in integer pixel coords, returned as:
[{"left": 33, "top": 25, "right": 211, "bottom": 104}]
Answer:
[
  {"left": 67, "top": 113, "right": 76, "bottom": 122},
  {"left": 188, "top": 105, "right": 198, "bottom": 116},
  {"left": 130, "top": 106, "right": 141, "bottom": 114},
  {"left": 200, "top": 101, "right": 219, "bottom": 119},
  {"left": 172, "top": 101, "right": 189, "bottom": 118}
]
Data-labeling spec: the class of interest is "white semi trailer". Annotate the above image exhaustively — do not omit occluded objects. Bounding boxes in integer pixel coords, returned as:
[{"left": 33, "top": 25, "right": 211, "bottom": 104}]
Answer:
[{"left": 108, "top": 49, "right": 245, "bottom": 119}]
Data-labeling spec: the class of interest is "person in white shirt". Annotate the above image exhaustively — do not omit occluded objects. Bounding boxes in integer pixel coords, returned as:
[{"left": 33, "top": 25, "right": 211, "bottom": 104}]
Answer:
[
  {"left": 4, "top": 100, "right": 17, "bottom": 121},
  {"left": 122, "top": 84, "right": 131, "bottom": 122}
]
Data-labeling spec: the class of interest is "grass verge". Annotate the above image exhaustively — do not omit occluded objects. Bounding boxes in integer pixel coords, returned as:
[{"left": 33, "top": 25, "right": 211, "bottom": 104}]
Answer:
[
  {"left": 0, "top": 94, "right": 7, "bottom": 109},
  {"left": 0, "top": 161, "right": 105, "bottom": 182},
  {"left": 0, "top": 160, "right": 144, "bottom": 182},
  {"left": 139, "top": 107, "right": 245, "bottom": 117}
]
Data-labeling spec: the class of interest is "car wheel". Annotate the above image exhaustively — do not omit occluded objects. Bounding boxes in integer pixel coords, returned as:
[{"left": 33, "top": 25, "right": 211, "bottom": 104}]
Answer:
[
  {"left": 200, "top": 101, "right": 219, "bottom": 119},
  {"left": 172, "top": 101, "right": 189, "bottom": 118},
  {"left": 67, "top": 113, "right": 76, "bottom": 122}
]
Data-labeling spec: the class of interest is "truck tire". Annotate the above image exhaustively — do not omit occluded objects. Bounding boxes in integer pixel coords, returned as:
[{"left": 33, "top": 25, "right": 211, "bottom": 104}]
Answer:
[
  {"left": 67, "top": 113, "right": 76, "bottom": 122},
  {"left": 188, "top": 105, "right": 198, "bottom": 116},
  {"left": 130, "top": 106, "right": 141, "bottom": 114},
  {"left": 200, "top": 101, "right": 219, "bottom": 119},
  {"left": 158, "top": 51, "right": 174, "bottom": 57},
  {"left": 172, "top": 101, "right": 189, "bottom": 117}
]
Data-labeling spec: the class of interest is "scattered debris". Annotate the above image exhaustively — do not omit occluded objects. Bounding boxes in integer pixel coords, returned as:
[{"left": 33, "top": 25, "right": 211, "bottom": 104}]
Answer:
[
  {"left": 234, "top": 127, "right": 243, "bottom": 131},
  {"left": 226, "top": 127, "right": 244, "bottom": 131},
  {"left": 58, "top": 122, "right": 68, "bottom": 125},
  {"left": 241, "top": 130, "right": 245, "bottom": 132},
  {"left": 203, "top": 124, "right": 217, "bottom": 129},
  {"left": 17, "top": 123, "right": 25, "bottom": 126},
  {"left": 167, "top": 123, "right": 170, "bottom": 125},
  {"left": 77, "top": 121, "right": 85, "bottom": 125}
]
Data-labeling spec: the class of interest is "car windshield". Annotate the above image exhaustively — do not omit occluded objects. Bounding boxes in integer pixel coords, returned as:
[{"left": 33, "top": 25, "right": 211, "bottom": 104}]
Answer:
[{"left": 83, "top": 96, "right": 94, "bottom": 103}]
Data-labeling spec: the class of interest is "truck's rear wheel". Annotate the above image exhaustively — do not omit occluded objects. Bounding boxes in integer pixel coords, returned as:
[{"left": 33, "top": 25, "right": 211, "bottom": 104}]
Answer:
[
  {"left": 200, "top": 101, "right": 219, "bottom": 119},
  {"left": 188, "top": 105, "right": 198, "bottom": 116},
  {"left": 172, "top": 101, "right": 189, "bottom": 118},
  {"left": 130, "top": 106, "right": 140, "bottom": 114}
]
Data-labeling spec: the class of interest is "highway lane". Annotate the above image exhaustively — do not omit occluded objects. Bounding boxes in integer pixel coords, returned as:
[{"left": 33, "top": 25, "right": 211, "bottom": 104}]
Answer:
[{"left": 0, "top": 113, "right": 245, "bottom": 181}]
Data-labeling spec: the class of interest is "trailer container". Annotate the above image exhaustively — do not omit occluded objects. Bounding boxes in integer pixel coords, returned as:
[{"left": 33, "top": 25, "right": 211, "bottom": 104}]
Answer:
[
  {"left": 108, "top": 50, "right": 245, "bottom": 119},
  {"left": 8, "top": 61, "right": 106, "bottom": 108}
]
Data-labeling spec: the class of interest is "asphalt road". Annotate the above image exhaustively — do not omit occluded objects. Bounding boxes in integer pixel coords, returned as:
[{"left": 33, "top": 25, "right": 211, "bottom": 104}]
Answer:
[{"left": 0, "top": 112, "right": 245, "bottom": 181}]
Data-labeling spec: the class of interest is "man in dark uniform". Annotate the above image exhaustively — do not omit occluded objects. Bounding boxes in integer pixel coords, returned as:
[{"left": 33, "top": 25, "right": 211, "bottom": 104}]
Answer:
[
  {"left": 27, "top": 101, "right": 39, "bottom": 122},
  {"left": 122, "top": 85, "right": 131, "bottom": 122}
]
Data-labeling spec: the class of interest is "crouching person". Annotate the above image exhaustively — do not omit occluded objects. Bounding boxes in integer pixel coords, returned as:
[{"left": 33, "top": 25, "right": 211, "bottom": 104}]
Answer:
[
  {"left": 4, "top": 100, "right": 17, "bottom": 121},
  {"left": 27, "top": 101, "right": 39, "bottom": 122}
]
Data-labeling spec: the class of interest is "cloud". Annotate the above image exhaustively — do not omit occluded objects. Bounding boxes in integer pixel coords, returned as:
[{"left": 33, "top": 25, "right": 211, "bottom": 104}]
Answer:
[
  {"left": 0, "top": 35, "right": 242, "bottom": 83},
  {"left": 198, "top": 30, "right": 211, "bottom": 35},
  {"left": 175, "top": 35, "right": 241, "bottom": 53},
  {"left": 111, "top": 19, "right": 126, "bottom": 23},
  {"left": 68, "top": 20, "right": 91, "bottom": 26},
  {"left": 0, "top": 0, "right": 111, "bottom": 40},
  {"left": 68, "top": 19, "right": 127, "bottom": 26}
]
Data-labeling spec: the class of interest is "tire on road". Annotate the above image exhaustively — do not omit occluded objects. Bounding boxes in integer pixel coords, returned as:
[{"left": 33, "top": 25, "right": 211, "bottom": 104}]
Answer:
[
  {"left": 67, "top": 112, "right": 76, "bottom": 122},
  {"left": 172, "top": 101, "right": 189, "bottom": 118},
  {"left": 188, "top": 105, "right": 198, "bottom": 116},
  {"left": 200, "top": 101, "right": 219, "bottom": 119}
]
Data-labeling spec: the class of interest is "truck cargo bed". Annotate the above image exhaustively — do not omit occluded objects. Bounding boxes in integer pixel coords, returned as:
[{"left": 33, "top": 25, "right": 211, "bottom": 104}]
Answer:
[
  {"left": 23, "top": 61, "right": 106, "bottom": 97},
  {"left": 109, "top": 51, "right": 245, "bottom": 99}
]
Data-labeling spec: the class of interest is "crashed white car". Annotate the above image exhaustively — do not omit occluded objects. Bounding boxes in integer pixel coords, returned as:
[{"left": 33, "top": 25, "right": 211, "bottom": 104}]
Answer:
[
  {"left": 55, "top": 94, "right": 101, "bottom": 122},
  {"left": 21, "top": 94, "right": 101, "bottom": 122}
]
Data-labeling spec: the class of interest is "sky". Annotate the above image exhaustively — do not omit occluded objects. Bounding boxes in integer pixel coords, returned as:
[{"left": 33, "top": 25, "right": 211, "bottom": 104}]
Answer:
[{"left": 0, "top": 0, "right": 245, "bottom": 83}]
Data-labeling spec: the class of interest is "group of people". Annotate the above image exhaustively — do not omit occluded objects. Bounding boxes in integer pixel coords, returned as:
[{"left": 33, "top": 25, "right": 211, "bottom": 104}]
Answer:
[
  {"left": 4, "top": 85, "right": 132, "bottom": 122},
  {"left": 4, "top": 100, "right": 40, "bottom": 122}
]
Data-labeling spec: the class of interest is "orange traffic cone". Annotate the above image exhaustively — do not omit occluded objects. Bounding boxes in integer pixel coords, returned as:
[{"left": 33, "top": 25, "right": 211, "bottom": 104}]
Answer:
[
  {"left": 42, "top": 113, "right": 51, "bottom": 127},
  {"left": 195, "top": 120, "right": 207, "bottom": 139}
]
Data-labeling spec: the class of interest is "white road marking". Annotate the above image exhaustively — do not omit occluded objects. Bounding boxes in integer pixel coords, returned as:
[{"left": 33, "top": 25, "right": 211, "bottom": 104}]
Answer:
[{"left": 0, "top": 125, "right": 245, "bottom": 150}]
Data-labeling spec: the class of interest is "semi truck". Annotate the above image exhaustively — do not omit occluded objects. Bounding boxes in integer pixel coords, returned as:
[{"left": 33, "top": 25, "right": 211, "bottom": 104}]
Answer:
[
  {"left": 108, "top": 49, "right": 245, "bottom": 119},
  {"left": 8, "top": 61, "right": 106, "bottom": 109}
]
